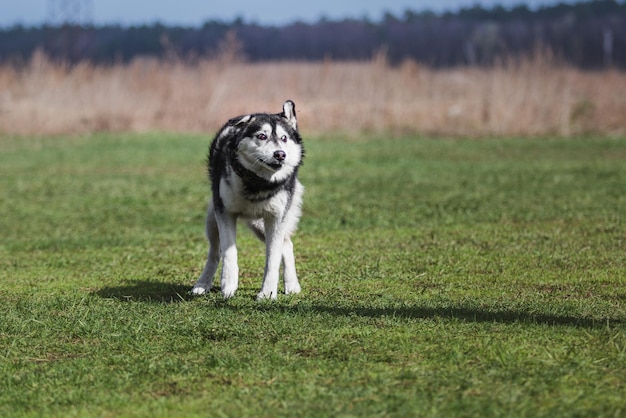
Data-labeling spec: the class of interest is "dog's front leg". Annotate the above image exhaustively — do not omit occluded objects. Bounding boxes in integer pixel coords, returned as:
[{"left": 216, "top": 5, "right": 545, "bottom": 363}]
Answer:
[
  {"left": 257, "top": 216, "right": 285, "bottom": 300},
  {"left": 282, "top": 236, "right": 301, "bottom": 295},
  {"left": 216, "top": 210, "right": 239, "bottom": 298}
]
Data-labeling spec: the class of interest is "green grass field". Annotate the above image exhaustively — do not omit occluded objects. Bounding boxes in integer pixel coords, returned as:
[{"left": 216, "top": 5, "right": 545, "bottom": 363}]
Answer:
[{"left": 1, "top": 133, "right": 625, "bottom": 417}]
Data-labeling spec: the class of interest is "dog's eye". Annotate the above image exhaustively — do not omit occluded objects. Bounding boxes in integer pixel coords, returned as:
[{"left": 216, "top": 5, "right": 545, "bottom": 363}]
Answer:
[
  {"left": 280, "top": 135, "right": 288, "bottom": 142},
  {"left": 257, "top": 133, "right": 267, "bottom": 140}
]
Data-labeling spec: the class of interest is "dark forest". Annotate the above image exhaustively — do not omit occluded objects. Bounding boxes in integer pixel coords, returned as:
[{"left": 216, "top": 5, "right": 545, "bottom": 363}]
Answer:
[{"left": 1, "top": 0, "right": 625, "bottom": 68}]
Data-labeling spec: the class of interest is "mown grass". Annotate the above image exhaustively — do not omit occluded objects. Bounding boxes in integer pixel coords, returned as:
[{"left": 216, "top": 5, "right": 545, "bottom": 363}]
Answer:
[{"left": 0, "top": 133, "right": 625, "bottom": 417}]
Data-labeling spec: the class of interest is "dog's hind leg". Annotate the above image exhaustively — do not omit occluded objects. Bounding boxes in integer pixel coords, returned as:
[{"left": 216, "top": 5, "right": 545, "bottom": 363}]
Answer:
[
  {"left": 216, "top": 210, "right": 239, "bottom": 298},
  {"left": 192, "top": 203, "right": 221, "bottom": 295},
  {"left": 247, "top": 218, "right": 266, "bottom": 242}
]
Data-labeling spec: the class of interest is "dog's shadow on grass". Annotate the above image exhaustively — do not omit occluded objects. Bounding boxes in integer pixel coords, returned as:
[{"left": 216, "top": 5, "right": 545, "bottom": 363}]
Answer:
[
  {"left": 303, "top": 305, "right": 623, "bottom": 329},
  {"left": 95, "top": 280, "right": 194, "bottom": 303},
  {"left": 94, "top": 280, "right": 623, "bottom": 328}
]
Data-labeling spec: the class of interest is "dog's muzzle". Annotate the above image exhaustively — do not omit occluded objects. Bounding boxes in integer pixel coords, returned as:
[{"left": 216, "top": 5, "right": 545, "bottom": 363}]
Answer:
[
  {"left": 273, "top": 150, "right": 286, "bottom": 162},
  {"left": 262, "top": 150, "right": 286, "bottom": 170}
]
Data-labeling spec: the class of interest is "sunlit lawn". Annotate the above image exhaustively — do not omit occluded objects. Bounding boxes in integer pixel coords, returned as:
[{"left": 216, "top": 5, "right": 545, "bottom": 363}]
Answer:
[{"left": 1, "top": 133, "right": 625, "bottom": 417}]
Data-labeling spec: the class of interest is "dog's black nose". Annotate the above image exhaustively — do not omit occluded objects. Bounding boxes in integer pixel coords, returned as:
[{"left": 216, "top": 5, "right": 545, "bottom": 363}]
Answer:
[{"left": 273, "top": 150, "right": 286, "bottom": 161}]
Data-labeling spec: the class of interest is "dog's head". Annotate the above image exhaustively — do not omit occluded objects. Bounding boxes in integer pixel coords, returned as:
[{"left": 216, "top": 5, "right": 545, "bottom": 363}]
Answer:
[{"left": 230, "top": 100, "right": 303, "bottom": 182}]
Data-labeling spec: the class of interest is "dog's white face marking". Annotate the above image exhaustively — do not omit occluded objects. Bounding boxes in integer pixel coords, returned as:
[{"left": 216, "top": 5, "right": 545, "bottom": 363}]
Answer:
[{"left": 237, "top": 122, "right": 301, "bottom": 182}]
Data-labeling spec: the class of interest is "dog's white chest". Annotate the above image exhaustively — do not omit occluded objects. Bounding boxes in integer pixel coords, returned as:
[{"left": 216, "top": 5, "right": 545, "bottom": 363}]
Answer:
[{"left": 219, "top": 177, "right": 288, "bottom": 218}]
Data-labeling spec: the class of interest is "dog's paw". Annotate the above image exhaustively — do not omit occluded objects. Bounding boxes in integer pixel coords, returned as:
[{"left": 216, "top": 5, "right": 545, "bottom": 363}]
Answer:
[
  {"left": 284, "top": 282, "right": 301, "bottom": 295},
  {"left": 191, "top": 285, "right": 209, "bottom": 295},
  {"left": 256, "top": 290, "right": 278, "bottom": 301},
  {"left": 221, "top": 286, "right": 238, "bottom": 299}
]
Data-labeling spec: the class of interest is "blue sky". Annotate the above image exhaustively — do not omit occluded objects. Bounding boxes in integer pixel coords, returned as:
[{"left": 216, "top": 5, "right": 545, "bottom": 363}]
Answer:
[{"left": 3, "top": 0, "right": 586, "bottom": 27}]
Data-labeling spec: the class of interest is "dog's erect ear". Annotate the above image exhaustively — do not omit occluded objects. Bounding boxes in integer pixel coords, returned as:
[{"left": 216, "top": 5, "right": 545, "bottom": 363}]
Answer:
[
  {"left": 231, "top": 115, "right": 252, "bottom": 126},
  {"left": 281, "top": 100, "right": 297, "bottom": 131}
]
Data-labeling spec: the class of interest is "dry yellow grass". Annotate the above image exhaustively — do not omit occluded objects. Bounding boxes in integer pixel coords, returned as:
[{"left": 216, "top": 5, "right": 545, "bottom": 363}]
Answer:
[{"left": 1, "top": 51, "right": 624, "bottom": 137}]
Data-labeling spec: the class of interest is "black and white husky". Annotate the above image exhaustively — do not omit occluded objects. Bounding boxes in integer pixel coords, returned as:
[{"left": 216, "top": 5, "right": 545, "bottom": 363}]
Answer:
[{"left": 192, "top": 100, "right": 305, "bottom": 300}]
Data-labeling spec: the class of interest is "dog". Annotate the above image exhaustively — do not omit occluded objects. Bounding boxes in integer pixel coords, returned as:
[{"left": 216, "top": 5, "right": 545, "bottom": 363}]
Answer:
[{"left": 192, "top": 100, "right": 305, "bottom": 300}]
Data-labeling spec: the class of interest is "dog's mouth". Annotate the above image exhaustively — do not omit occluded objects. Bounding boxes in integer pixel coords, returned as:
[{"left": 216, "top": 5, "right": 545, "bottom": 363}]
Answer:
[{"left": 259, "top": 159, "right": 283, "bottom": 170}]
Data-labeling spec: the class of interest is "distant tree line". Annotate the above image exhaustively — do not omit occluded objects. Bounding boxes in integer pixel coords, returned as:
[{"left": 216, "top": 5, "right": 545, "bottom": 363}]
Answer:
[{"left": 1, "top": 0, "right": 625, "bottom": 68}]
